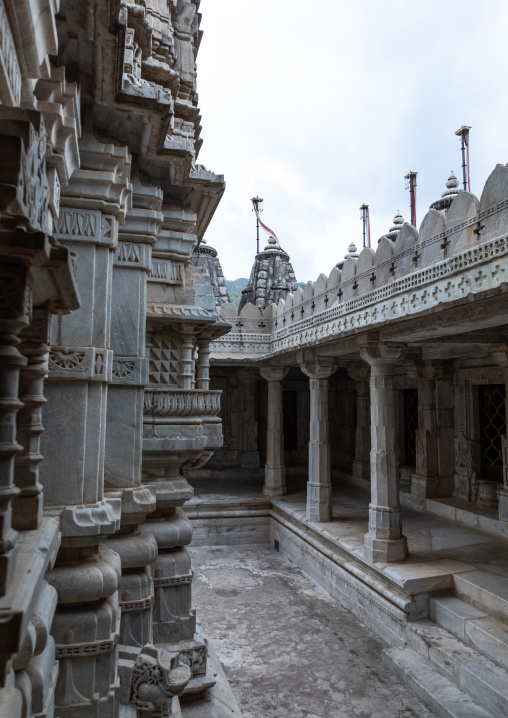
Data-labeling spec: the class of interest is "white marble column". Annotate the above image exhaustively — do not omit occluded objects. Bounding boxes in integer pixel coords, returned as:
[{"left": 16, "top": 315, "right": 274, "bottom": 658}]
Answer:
[
  {"left": 348, "top": 366, "right": 371, "bottom": 480},
  {"left": 260, "top": 367, "right": 288, "bottom": 496},
  {"left": 406, "top": 359, "right": 455, "bottom": 501},
  {"left": 196, "top": 339, "right": 211, "bottom": 390},
  {"left": 179, "top": 327, "right": 195, "bottom": 389},
  {"left": 238, "top": 368, "right": 260, "bottom": 469},
  {"left": 360, "top": 344, "right": 408, "bottom": 562},
  {"left": 301, "top": 362, "right": 336, "bottom": 522}
]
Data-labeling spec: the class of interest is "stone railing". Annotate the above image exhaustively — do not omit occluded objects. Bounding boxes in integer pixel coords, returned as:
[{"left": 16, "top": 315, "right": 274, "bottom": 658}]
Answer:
[{"left": 144, "top": 389, "right": 222, "bottom": 419}]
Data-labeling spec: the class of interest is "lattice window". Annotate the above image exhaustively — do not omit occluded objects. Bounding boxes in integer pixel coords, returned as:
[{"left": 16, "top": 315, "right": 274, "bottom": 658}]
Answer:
[
  {"left": 147, "top": 334, "right": 179, "bottom": 386},
  {"left": 403, "top": 388, "right": 418, "bottom": 468},
  {"left": 479, "top": 384, "right": 506, "bottom": 482}
]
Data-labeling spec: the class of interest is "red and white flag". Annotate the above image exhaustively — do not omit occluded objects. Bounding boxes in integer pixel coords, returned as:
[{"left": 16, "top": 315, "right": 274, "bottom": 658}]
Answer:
[{"left": 252, "top": 201, "right": 285, "bottom": 250}]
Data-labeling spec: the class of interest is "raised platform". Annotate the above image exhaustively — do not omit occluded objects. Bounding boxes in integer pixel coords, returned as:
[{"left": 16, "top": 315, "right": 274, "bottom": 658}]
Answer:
[
  {"left": 186, "top": 479, "right": 508, "bottom": 641},
  {"left": 186, "top": 478, "right": 508, "bottom": 716}
]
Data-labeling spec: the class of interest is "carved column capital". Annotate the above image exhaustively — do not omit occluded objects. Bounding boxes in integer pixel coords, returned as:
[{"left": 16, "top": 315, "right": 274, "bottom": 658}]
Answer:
[
  {"left": 359, "top": 342, "right": 404, "bottom": 366},
  {"left": 346, "top": 365, "right": 370, "bottom": 383},
  {"left": 300, "top": 361, "right": 336, "bottom": 381},
  {"left": 404, "top": 355, "right": 448, "bottom": 382},
  {"left": 259, "top": 366, "right": 288, "bottom": 383}
]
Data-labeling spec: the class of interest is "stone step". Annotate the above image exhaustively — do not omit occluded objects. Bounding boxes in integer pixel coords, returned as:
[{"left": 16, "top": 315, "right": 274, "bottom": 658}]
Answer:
[
  {"left": 382, "top": 647, "right": 495, "bottom": 718},
  {"left": 431, "top": 596, "right": 508, "bottom": 672},
  {"left": 406, "top": 620, "right": 508, "bottom": 718},
  {"left": 454, "top": 570, "right": 508, "bottom": 621}
]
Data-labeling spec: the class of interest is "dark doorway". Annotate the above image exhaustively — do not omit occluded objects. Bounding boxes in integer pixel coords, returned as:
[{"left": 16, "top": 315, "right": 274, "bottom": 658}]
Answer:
[
  {"left": 403, "top": 388, "right": 418, "bottom": 468},
  {"left": 478, "top": 384, "right": 506, "bottom": 483},
  {"left": 283, "top": 390, "right": 298, "bottom": 451}
]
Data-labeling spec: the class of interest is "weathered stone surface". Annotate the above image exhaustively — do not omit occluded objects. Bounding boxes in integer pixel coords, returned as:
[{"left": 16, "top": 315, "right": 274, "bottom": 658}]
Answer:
[{"left": 190, "top": 544, "right": 434, "bottom": 718}]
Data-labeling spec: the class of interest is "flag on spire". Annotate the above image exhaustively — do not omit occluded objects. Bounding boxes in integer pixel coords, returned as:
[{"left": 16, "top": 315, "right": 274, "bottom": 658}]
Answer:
[{"left": 251, "top": 199, "right": 279, "bottom": 241}]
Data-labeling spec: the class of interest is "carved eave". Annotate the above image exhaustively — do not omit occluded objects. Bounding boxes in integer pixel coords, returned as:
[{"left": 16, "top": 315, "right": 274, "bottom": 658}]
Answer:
[{"left": 146, "top": 303, "right": 220, "bottom": 326}]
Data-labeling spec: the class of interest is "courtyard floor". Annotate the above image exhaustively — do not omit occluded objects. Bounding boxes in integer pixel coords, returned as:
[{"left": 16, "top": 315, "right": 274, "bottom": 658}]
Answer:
[{"left": 189, "top": 544, "right": 435, "bottom": 718}]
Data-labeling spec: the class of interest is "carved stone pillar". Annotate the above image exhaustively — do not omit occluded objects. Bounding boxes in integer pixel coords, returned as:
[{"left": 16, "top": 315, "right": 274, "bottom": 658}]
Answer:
[
  {"left": 12, "top": 309, "right": 50, "bottom": 531},
  {"left": 406, "top": 359, "right": 455, "bottom": 501},
  {"left": 46, "top": 545, "right": 122, "bottom": 718},
  {"left": 238, "top": 368, "right": 260, "bottom": 470},
  {"left": 179, "top": 327, "right": 195, "bottom": 389},
  {"left": 104, "top": 170, "right": 161, "bottom": 685},
  {"left": 0, "top": 105, "right": 79, "bottom": 718},
  {"left": 39, "top": 130, "right": 132, "bottom": 716},
  {"left": 301, "top": 362, "right": 335, "bottom": 522},
  {"left": 196, "top": 338, "right": 211, "bottom": 390},
  {"left": 360, "top": 343, "right": 408, "bottom": 563},
  {"left": 348, "top": 366, "right": 371, "bottom": 480},
  {"left": 260, "top": 367, "right": 288, "bottom": 496},
  {"left": 0, "top": 266, "right": 29, "bottom": 595}
]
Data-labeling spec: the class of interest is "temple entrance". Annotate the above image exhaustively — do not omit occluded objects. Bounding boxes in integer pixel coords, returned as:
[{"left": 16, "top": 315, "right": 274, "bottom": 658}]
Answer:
[{"left": 478, "top": 384, "right": 506, "bottom": 483}]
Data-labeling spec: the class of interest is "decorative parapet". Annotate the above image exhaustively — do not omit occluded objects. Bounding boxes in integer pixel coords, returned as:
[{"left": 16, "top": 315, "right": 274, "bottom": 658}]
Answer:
[
  {"left": 212, "top": 165, "right": 508, "bottom": 358},
  {"left": 144, "top": 389, "right": 221, "bottom": 421}
]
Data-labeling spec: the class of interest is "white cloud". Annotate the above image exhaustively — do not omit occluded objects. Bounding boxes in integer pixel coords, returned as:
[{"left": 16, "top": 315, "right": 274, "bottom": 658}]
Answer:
[{"left": 197, "top": 0, "right": 508, "bottom": 283}]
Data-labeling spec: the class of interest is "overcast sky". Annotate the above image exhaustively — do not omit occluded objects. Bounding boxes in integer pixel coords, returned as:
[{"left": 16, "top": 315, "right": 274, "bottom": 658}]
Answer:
[{"left": 196, "top": 0, "right": 508, "bottom": 283}]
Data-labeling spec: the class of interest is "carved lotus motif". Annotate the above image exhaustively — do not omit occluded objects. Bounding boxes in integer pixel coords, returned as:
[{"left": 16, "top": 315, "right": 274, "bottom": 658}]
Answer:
[
  {"left": 50, "top": 349, "right": 86, "bottom": 370},
  {"left": 113, "top": 360, "right": 135, "bottom": 378}
]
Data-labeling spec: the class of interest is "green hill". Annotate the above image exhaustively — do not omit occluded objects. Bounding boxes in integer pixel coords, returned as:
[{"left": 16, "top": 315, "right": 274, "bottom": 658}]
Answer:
[{"left": 225, "top": 278, "right": 249, "bottom": 308}]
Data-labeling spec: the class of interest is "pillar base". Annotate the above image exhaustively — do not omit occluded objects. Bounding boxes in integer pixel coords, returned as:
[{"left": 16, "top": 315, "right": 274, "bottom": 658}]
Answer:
[
  {"left": 498, "top": 488, "right": 508, "bottom": 521},
  {"left": 306, "top": 482, "right": 333, "bottom": 522},
  {"left": 263, "top": 485, "right": 287, "bottom": 497},
  {"left": 364, "top": 533, "right": 408, "bottom": 563},
  {"left": 264, "top": 465, "right": 286, "bottom": 497},
  {"left": 352, "top": 459, "right": 370, "bottom": 480}
]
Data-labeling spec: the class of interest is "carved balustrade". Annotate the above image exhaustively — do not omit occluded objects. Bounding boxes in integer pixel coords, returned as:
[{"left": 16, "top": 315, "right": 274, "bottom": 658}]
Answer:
[{"left": 144, "top": 388, "right": 222, "bottom": 421}]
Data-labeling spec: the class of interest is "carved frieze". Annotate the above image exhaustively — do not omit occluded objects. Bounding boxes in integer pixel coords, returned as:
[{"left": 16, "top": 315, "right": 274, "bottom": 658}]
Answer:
[
  {"left": 148, "top": 259, "right": 184, "bottom": 284},
  {"left": 144, "top": 389, "right": 222, "bottom": 419},
  {"left": 114, "top": 240, "right": 151, "bottom": 270},
  {"left": 53, "top": 208, "right": 118, "bottom": 247},
  {"left": 49, "top": 346, "right": 113, "bottom": 381}
]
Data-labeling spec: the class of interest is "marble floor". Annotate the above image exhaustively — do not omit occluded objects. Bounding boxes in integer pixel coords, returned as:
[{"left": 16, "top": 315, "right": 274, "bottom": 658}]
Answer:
[
  {"left": 190, "top": 544, "right": 435, "bottom": 718},
  {"left": 188, "top": 477, "right": 508, "bottom": 584}
]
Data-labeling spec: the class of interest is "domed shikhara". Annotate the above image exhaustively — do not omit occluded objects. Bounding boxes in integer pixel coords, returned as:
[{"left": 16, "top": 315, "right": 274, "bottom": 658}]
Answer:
[
  {"left": 377, "top": 210, "right": 405, "bottom": 244},
  {"left": 386, "top": 211, "right": 405, "bottom": 241},
  {"left": 239, "top": 237, "right": 298, "bottom": 311},
  {"left": 191, "top": 238, "right": 230, "bottom": 310},
  {"left": 336, "top": 241, "right": 359, "bottom": 269},
  {"left": 429, "top": 171, "right": 461, "bottom": 213}
]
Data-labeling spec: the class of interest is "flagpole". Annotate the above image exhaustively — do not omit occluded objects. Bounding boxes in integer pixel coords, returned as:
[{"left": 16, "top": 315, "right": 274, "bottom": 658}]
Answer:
[{"left": 251, "top": 196, "right": 263, "bottom": 255}]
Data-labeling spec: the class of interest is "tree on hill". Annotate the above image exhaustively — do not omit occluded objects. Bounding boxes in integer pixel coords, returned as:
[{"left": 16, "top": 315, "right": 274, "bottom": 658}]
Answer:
[{"left": 225, "top": 278, "right": 249, "bottom": 309}]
